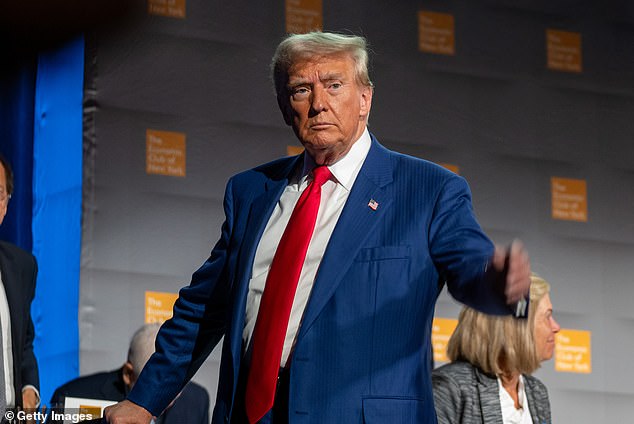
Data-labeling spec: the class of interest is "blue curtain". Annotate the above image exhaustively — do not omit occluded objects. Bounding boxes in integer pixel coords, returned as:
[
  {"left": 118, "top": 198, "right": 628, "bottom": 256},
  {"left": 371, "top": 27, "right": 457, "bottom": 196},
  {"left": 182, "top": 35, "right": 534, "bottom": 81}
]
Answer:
[
  {"left": 31, "top": 36, "right": 84, "bottom": 405},
  {"left": 0, "top": 61, "right": 35, "bottom": 250},
  {"left": 1, "top": 36, "right": 83, "bottom": 407}
]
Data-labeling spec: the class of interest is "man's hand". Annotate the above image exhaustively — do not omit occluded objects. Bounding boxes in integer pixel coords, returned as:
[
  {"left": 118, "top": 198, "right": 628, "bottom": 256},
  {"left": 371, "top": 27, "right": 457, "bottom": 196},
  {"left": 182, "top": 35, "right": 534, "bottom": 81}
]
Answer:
[
  {"left": 492, "top": 240, "right": 531, "bottom": 305},
  {"left": 21, "top": 387, "right": 39, "bottom": 424},
  {"left": 21, "top": 387, "right": 38, "bottom": 410},
  {"left": 103, "top": 400, "right": 153, "bottom": 424}
]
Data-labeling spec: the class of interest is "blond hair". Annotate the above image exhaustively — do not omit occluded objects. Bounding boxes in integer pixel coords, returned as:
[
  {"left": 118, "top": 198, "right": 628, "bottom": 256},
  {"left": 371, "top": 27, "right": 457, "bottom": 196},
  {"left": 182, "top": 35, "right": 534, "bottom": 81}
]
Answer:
[{"left": 446, "top": 274, "right": 551, "bottom": 376}]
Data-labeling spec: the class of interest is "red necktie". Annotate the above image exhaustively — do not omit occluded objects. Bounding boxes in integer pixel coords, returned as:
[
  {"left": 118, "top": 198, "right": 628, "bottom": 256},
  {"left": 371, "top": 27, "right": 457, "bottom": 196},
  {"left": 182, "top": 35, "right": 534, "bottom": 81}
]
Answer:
[{"left": 245, "top": 166, "right": 332, "bottom": 423}]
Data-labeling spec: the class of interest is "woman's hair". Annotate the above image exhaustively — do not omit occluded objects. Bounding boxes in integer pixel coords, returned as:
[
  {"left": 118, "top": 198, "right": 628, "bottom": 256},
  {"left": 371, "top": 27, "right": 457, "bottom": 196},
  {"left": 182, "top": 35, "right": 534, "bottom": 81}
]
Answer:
[
  {"left": 446, "top": 274, "right": 551, "bottom": 376},
  {"left": 271, "top": 31, "right": 374, "bottom": 99}
]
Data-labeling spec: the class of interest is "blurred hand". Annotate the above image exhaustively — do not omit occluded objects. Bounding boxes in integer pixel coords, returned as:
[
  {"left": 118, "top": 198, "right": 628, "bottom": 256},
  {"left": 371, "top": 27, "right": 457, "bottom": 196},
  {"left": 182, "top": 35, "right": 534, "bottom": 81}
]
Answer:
[
  {"left": 492, "top": 239, "right": 531, "bottom": 305},
  {"left": 22, "top": 387, "right": 38, "bottom": 409},
  {"left": 21, "top": 388, "right": 39, "bottom": 424},
  {"left": 104, "top": 400, "right": 153, "bottom": 424}
]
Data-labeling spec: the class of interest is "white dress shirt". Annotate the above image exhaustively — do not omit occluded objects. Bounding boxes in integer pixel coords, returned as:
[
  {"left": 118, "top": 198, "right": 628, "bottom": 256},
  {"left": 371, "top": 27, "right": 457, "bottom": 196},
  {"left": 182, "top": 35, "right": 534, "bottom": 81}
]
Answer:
[
  {"left": 498, "top": 375, "right": 533, "bottom": 424},
  {"left": 243, "top": 128, "right": 372, "bottom": 367}
]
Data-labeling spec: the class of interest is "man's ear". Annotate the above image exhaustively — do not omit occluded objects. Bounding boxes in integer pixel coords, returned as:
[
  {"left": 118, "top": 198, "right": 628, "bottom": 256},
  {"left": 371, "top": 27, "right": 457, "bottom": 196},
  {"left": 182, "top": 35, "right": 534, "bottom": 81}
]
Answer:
[
  {"left": 122, "top": 361, "right": 135, "bottom": 388},
  {"left": 359, "top": 85, "right": 373, "bottom": 120},
  {"left": 277, "top": 93, "right": 293, "bottom": 126}
]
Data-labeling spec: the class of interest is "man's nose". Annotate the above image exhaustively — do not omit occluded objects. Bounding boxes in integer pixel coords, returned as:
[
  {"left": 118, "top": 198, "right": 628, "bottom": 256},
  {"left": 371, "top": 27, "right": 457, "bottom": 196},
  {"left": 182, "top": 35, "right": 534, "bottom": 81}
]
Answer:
[{"left": 310, "top": 86, "right": 327, "bottom": 112}]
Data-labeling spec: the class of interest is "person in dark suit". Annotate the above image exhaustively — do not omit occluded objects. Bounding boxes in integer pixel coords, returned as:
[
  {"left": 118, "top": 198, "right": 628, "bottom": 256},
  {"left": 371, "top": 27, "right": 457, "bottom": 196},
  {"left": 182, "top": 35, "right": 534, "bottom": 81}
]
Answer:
[
  {"left": 0, "top": 154, "right": 39, "bottom": 415},
  {"left": 50, "top": 323, "right": 209, "bottom": 423},
  {"left": 105, "top": 31, "right": 532, "bottom": 424},
  {"left": 432, "top": 275, "right": 560, "bottom": 424}
]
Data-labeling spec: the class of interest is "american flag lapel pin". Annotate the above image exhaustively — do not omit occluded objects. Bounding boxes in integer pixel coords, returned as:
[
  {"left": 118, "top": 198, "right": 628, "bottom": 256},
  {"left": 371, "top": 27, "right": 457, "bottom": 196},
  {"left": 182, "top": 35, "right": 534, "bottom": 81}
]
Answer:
[{"left": 368, "top": 199, "right": 379, "bottom": 211}]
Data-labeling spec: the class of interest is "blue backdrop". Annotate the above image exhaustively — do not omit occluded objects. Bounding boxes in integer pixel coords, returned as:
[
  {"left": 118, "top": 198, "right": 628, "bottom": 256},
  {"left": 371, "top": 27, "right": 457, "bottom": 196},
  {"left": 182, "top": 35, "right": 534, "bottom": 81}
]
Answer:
[
  {"left": 0, "top": 60, "right": 35, "bottom": 251},
  {"left": 0, "top": 36, "right": 83, "bottom": 407}
]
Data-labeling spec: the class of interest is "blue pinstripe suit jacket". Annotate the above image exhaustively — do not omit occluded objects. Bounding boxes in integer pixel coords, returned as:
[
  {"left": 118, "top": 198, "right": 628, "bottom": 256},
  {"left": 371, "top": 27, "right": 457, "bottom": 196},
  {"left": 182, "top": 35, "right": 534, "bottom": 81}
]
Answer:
[{"left": 128, "top": 134, "right": 514, "bottom": 424}]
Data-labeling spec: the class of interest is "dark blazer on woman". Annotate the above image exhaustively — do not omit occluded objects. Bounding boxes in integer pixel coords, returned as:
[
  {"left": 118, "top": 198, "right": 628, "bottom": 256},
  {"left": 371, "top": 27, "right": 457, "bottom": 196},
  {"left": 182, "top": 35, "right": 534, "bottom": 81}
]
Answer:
[{"left": 432, "top": 360, "right": 551, "bottom": 424}]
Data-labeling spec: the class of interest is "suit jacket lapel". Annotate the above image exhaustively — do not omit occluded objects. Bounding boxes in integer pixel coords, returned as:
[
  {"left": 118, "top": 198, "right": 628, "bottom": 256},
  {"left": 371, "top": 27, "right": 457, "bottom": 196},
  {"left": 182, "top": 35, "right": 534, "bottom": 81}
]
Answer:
[
  {"left": 228, "top": 156, "right": 301, "bottom": 368},
  {"left": 297, "top": 136, "right": 393, "bottom": 339},
  {"left": 525, "top": 377, "right": 547, "bottom": 423},
  {"left": 0, "top": 242, "right": 33, "bottom": 406},
  {"left": 0, "top": 243, "right": 19, "bottom": 318},
  {"left": 475, "top": 368, "right": 504, "bottom": 424},
  {"left": 0, "top": 243, "right": 23, "bottom": 377},
  {"left": 235, "top": 156, "right": 301, "bottom": 293}
]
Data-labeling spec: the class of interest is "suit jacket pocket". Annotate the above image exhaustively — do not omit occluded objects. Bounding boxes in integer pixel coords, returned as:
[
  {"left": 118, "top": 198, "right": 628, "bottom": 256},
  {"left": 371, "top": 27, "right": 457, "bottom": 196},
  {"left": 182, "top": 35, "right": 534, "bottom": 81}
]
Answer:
[
  {"left": 355, "top": 245, "right": 411, "bottom": 262},
  {"left": 362, "top": 397, "right": 435, "bottom": 424}
]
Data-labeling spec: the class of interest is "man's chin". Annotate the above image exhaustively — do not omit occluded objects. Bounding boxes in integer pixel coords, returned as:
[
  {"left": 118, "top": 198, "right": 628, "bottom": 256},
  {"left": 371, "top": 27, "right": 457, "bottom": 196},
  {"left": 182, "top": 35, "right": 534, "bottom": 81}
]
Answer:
[
  {"left": 301, "top": 137, "right": 347, "bottom": 160},
  {"left": 308, "top": 152, "right": 339, "bottom": 166}
]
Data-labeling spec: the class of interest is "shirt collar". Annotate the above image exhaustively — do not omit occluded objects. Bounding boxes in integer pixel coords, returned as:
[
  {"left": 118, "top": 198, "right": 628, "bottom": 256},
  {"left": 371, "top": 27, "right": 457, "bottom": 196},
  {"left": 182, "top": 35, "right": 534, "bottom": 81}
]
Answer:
[
  {"left": 497, "top": 374, "right": 528, "bottom": 410},
  {"left": 301, "top": 127, "right": 371, "bottom": 191}
]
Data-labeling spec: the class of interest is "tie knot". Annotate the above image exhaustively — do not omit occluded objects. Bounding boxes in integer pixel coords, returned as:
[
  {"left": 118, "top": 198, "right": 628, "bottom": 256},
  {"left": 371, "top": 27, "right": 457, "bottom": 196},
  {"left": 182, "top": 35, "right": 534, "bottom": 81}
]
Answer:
[{"left": 311, "top": 166, "right": 332, "bottom": 187}]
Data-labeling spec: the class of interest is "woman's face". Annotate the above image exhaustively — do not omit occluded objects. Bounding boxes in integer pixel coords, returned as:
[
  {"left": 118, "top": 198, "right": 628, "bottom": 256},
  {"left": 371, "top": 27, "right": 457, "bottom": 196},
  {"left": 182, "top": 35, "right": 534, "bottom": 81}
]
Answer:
[{"left": 533, "top": 293, "right": 561, "bottom": 361}]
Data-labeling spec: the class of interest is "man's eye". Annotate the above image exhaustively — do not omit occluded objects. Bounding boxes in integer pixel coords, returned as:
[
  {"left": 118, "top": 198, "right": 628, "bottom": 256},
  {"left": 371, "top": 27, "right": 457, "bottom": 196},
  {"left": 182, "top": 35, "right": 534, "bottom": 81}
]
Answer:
[
  {"left": 329, "top": 83, "right": 342, "bottom": 90},
  {"left": 292, "top": 87, "right": 310, "bottom": 96}
]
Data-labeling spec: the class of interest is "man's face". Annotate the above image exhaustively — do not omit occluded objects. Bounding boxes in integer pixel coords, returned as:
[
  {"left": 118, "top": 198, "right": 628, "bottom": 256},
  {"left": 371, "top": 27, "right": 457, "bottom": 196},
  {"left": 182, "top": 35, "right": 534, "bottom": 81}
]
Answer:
[
  {"left": 281, "top": 53, "right": 373, "bottom": 165},
  {"left": 0, "top": 163, "right": 8, "bottom": 226},
  {"left": 533, "top": 293, "right": 560, "bottom": 361}
]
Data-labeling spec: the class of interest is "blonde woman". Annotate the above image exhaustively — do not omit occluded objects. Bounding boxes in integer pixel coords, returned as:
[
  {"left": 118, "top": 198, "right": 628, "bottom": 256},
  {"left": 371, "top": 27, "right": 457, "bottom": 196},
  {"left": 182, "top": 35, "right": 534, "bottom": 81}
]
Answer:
[{"left": 433, "top": 275, "right": 560, "bottom": 424}]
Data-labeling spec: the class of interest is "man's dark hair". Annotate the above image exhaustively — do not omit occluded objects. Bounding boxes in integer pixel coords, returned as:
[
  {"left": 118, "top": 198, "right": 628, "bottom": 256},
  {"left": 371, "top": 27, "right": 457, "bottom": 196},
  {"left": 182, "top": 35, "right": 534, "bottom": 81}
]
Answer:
[{"left": 0, "top": 154, "right": 14, "bottom": 195}]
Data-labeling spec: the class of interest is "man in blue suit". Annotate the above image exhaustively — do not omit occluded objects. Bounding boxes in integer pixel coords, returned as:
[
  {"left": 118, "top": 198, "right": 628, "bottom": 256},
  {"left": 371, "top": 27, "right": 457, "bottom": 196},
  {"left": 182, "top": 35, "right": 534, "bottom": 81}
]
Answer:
[{"left": 105, "top": 32, "right": 531, "bottom": 424}]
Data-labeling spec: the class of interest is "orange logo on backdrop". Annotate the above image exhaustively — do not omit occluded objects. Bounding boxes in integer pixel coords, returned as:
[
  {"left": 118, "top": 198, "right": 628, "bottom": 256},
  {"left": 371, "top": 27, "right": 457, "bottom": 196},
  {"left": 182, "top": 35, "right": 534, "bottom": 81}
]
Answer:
[
  {"left": 418, "top": 11, "right": 455, "bottom": 56},
  {"left": 146, "top": 129, "right": 186, "bottom": 177},
  {"left": 287, "top": 145, "right": 305, "bottom": 156},
  {"left": 439, "top": 163, "right": 460, "bottom": 175},
  {"left": 286, "top": 0, "right": 323, "bottom": 34},
  {"left": 431, "top": 317, "right": 458, "bottom": 363},
  {"left": 555, "top": 329, "right": 592, "bottom": 374},
  {"left": 546, "top": 29, "right": 582, "bottom": 73},
  {"left": 145, "top": 291, "right": 178, "bottom": 324},
  {"left": 551, "top": 177, "right": 587, "bottom": 222},
  {"left": 148, "top": 0, "right": 186, "bottom": 18}
]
